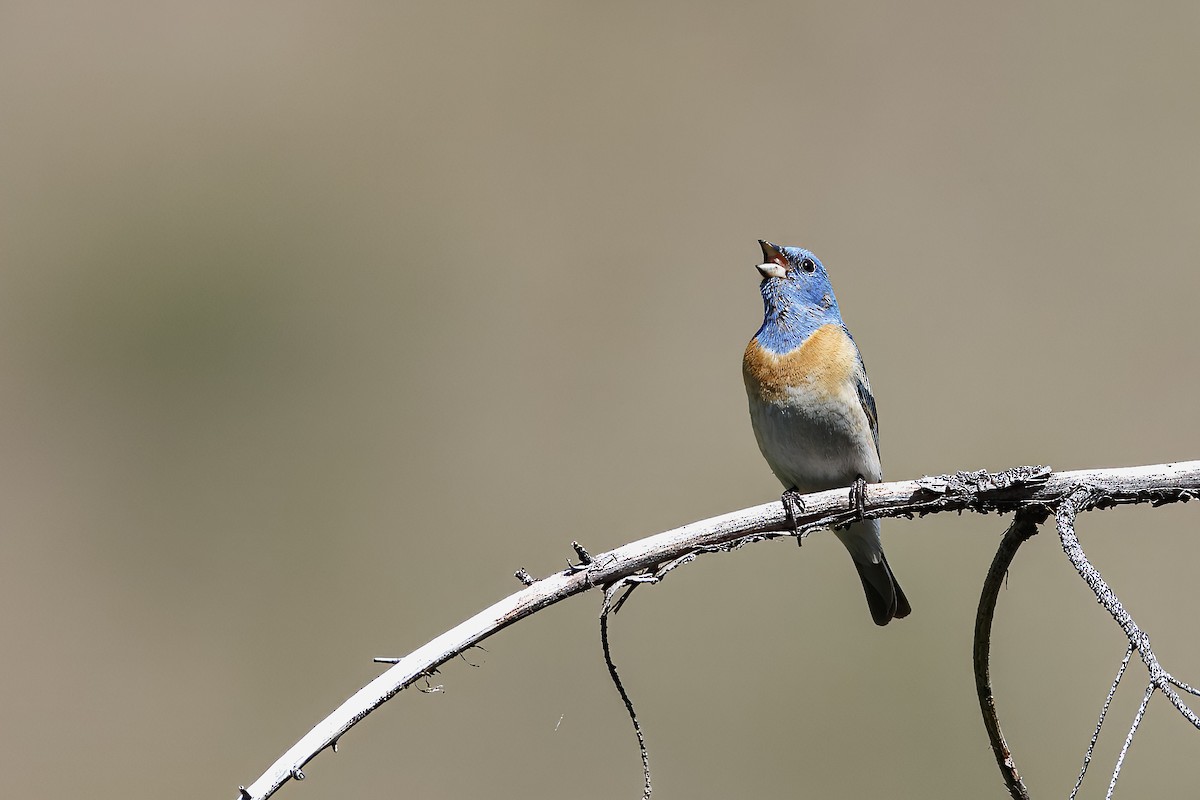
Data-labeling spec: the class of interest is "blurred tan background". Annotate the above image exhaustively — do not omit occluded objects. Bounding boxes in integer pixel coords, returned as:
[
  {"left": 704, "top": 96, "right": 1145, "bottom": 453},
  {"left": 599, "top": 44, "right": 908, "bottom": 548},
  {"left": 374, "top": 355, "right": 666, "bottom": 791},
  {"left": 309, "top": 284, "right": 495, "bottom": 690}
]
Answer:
[{"left": 2, "top": 2, "right": 1198, "bottom": 798}]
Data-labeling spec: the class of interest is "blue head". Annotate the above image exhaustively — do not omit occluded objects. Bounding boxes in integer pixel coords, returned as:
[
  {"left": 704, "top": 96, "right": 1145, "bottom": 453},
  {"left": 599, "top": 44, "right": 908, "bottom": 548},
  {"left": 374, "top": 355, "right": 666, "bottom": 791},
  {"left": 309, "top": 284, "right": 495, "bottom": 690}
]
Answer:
[{"left": 752, "top": 240, "right": 844, "bottom": 353}]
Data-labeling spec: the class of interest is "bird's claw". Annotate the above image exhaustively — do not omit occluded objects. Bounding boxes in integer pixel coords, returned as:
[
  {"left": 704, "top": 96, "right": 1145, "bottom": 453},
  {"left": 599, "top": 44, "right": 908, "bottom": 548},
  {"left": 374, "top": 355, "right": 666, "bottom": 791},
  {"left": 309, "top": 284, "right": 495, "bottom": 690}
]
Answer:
[
  {"left": 782, "top": 489, "right": 806, "bottom": 541},
  {"left": 850, "top": 475, "right": 868, "bottom": 520}
]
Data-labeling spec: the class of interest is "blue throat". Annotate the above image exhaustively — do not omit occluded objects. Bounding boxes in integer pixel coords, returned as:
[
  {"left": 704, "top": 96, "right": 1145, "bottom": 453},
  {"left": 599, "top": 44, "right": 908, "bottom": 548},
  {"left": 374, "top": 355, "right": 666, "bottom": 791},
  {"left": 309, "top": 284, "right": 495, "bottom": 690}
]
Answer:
[{"left": 754, "top": 278, "right": 844, "bottom": 354}]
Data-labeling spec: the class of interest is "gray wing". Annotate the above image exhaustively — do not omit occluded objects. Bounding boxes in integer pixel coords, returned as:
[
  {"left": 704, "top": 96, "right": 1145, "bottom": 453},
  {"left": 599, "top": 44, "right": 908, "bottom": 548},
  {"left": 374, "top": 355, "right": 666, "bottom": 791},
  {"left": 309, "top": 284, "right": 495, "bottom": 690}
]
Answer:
[
  {"left": 841, "top": 323, "right": 880, "bottom": 458},
  {"left": 854, "top": 363, "right": 880, "bottom": 459}
]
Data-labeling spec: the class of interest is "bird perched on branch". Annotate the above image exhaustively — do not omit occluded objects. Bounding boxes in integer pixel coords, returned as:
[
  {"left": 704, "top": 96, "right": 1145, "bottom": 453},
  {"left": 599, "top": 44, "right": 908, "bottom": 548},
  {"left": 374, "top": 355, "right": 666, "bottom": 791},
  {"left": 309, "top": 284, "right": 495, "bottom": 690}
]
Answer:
[{"left": 743, "top": 240, "right": 910, "bottom": 625}]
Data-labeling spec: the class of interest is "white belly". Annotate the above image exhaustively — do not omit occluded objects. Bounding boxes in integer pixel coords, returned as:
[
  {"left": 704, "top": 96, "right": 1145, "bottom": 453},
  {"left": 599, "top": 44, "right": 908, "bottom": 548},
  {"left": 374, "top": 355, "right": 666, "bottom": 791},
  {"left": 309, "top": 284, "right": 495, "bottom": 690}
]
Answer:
[{"left": 746, "top": 383, "right": 881, "bottom": 493}]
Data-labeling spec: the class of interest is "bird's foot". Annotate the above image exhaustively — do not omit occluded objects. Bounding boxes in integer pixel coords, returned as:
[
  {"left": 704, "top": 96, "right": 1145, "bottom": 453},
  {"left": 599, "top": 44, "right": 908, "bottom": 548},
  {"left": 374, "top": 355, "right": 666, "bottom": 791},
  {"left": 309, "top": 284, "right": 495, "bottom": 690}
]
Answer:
[
  {"left": 782, "top": 489, "right": 806, "bottom": 544},
  {"left": 850, "top": 475, "right": 868, "bottom": 521}
]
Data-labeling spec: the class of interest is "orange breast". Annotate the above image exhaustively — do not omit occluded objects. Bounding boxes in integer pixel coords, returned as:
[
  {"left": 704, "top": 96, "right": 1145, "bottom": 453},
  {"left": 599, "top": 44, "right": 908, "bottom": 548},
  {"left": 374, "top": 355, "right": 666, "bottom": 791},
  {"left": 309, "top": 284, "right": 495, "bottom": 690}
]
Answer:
[{"left": 743, "top": 323, "right": 859, "bottom": 404}]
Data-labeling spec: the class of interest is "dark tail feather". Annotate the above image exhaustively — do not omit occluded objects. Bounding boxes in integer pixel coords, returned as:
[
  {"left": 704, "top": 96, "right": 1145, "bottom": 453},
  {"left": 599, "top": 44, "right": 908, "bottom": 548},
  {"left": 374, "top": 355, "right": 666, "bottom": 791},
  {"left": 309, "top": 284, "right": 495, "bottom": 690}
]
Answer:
[{"left": 852, "top": 554, "right": 911, "bottom": 626}]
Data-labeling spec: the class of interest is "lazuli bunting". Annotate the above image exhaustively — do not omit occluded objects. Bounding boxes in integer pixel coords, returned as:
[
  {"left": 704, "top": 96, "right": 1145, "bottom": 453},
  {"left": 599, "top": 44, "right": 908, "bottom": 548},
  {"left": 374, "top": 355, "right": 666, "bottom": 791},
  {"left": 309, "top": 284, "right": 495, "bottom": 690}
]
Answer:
[{"left": 743, "top": 240, "right": 910, "bottom": 625}]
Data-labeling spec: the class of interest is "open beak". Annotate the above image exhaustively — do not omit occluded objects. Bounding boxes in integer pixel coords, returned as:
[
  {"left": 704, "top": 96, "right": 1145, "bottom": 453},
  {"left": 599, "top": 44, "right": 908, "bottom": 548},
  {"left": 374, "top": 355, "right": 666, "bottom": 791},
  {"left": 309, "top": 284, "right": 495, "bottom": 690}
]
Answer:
[{"left": 756, "top": 240, "right": 788, "bottom": 279}]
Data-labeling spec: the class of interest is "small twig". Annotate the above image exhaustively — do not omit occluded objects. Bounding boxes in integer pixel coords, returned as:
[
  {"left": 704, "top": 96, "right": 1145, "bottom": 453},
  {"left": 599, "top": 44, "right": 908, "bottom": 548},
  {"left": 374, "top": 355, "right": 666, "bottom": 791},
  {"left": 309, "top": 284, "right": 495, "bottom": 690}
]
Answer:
[
  {"left": 457, "top": 649, "right": 483, "bottom": 668},
  {"left": 1107, "top": 684, "right": 1154, "bottom": 800},
  {"left": 415, "top": 676, "right": 444, "bottom": 694},
  {"left": 1072, "top": 644, "right": 1134, "bottom": 800},
  {"left": 572, "top": 541, "right": 594, "bottom": 565},
  {"left": 1055, "top": 485, "right": 1200, "bottom": 797},
  {"left": 601, "top": 582, "right": 652, "bottom": 800},
  {"left": 973, "top": 507, "right": 1045, "bottom": 800},
  {"left": 610, "top": 553, "right": 699, "bottom": 614},
  {"left": 609, "top": 582, "right": 640, "bottom": 615},
  {"left": 1056, "top": 487, "right": 1200, "bottom": 729}
]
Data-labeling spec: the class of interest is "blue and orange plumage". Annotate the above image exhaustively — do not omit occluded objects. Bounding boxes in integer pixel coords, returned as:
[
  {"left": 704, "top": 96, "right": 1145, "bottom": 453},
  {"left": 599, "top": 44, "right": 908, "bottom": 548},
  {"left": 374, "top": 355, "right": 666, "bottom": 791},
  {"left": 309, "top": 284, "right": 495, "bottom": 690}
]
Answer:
[{"left": 744, "top": 240, "right": 910, "bottom": 625}]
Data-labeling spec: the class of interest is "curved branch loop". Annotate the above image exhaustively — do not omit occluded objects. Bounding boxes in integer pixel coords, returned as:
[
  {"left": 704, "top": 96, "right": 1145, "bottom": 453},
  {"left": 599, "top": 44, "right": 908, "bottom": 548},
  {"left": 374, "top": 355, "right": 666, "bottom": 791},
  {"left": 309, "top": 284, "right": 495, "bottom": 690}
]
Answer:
[{"left": 974, "top": 507, "right": 1045, "bottom": 800}]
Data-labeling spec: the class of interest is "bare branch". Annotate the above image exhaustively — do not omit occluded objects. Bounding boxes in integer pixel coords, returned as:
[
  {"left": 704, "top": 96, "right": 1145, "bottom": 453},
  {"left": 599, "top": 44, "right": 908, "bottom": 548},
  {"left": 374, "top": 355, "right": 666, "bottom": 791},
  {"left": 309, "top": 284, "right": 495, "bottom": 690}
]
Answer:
[
  {"left": 601, "top": 582, "right": 652, "bottom": 800},
  {"left": 974, "top": 508, "right": 1045, "bottom": 800},
  {"left": 236, "top": 461, "right": 1200, "bottom": 800}
]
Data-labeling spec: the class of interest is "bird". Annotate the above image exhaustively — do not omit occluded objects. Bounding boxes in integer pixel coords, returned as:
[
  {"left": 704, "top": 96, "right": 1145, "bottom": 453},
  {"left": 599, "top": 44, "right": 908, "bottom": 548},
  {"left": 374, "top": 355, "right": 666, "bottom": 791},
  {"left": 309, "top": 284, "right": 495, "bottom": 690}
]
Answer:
[{"left": 742, "top": 239, "right": 910, "bottom": 625}]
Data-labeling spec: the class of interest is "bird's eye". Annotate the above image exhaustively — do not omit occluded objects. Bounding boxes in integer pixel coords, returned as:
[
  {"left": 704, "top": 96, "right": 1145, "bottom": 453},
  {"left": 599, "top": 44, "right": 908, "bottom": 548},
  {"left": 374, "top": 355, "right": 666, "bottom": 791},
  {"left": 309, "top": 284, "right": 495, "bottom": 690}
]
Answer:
[{"left": 799, "top": 258, "right": 816, "bottom": 273}]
